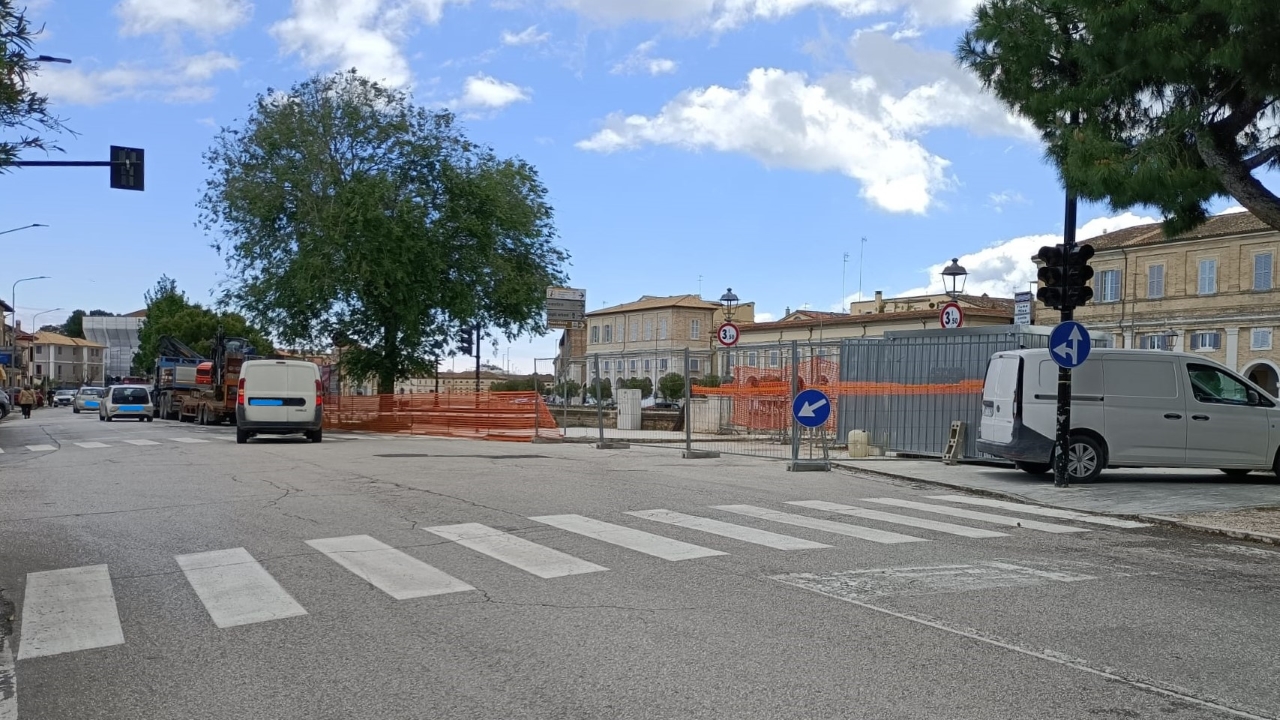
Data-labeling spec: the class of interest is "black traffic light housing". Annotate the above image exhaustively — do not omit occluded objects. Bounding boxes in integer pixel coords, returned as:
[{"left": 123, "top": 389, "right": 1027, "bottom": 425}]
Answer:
[
  {"left": 109, "top": 145, "right": 144, "bottom": 191},
  {"left": 458, "top": 326, "right": 474, "bottom": 357},
  {"left": 1036, "top": 243, "right": 1096, "bottom": 310}
]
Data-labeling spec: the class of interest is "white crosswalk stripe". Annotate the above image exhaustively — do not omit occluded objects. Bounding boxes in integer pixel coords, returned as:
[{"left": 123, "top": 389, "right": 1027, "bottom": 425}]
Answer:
[
  {"left": 531, "top": 514, "right": 727, "bottom": 561},
  {"left": 307, "top": 535, "right": 474, "bottom": 599},
  {"left": 124, "top": 439, "right": 161, "bottom": 446},
  {"left": 712, "top": 505, "right": 927, "bottom": 544},
  {"left": 25, "top": 445, "right": 55, "bottom": 452},
  {"left": 176, "top": 548, "right": 308, "bottom": 628},
  {"left": 74, "top": 442, "right": 110, "bottom": 449},
  {"left": 425, "top": 523, "right": 607, "bottom": 578},
  {"left": 169, "top": 438, "right": 209, "bottom": 444},
  {"left": 926, "top": 495, "right": 1150, "bottom": 528},
  {"left": 786, "top": 501, "right": 1009, "bottom": 539},
  {"left": 626, "top": 509, "right": 831, "bottom": 550},
  {"left": 862, "top": 498, "right": 1090, "bottom": 534},
  {"left": 18, "top": 565, "right": 124, "bottom": 660}
]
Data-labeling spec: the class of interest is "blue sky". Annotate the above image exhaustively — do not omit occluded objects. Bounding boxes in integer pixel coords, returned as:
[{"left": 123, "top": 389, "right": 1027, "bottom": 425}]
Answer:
[{"left": 9, "top": 0, "right": 1243, "bottom": 373}]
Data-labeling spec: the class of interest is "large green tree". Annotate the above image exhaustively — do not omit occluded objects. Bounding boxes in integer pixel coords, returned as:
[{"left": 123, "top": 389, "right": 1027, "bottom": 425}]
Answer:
[
  {"left": 1, "top": 0, "right": 69, "bottom": 169},
  {"left": 132, "top": 276, "right": 273, "bottom": 373},
  {"left": 958, "top": 0, "right": 1280, "bottom": 234},
  {"left": 198, "top": 70, "right": 568, "bottom": 394}
]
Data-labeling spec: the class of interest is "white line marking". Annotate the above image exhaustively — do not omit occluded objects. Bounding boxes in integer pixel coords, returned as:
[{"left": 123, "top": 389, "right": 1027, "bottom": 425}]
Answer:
[
  {"left": 711, "top": 505, "right": 927, "bottom": 544},
  {"left": 74, "top": 442, "right": 110, "bottom": 449},
  {"left": 17, "top": 565, "right": 125, "bottom": 660},
  {"left": 175, "top": 548, "right": 308, "bottom": 629},
  {"left": 625, "top": 509, "right": 831, "bottom": 550},
  {"left": 169, "top": 438, "right": 209, "bottom": 444},
  {"left": 306, "top": 535, "right": 474, "bottom": 599},
  {"left": 123, "top": 439, "right": 160, "bottom": 446},
  {"left": 862, "top": 498, "right": 1089, "bottom": 534},
  {"left": 927, "top": 495, "right": 1150, "bottom": 528},
  {"left": 982, "top": 561, "right": 1095, "bottom": 582},
  {"left": 25, "top": 445, "right": 55, "bottom": 452},
  {"left": 424, "top": 523, "right": 606, "bottom": 579},
  {"left": 0, "top": 631, "right": 16, "bottom": 720},
  {"left": 786, "top": 501, "right": 1008, "bottom": 539},
  {"left": 0, "top": 447, "right": 6, "bottom": 454},
  {"left": 530, "top": 514, "right": 727, "bottom": 561},
  {"left": 773, "top": 577, "right": 1272, "bottom": 720}
]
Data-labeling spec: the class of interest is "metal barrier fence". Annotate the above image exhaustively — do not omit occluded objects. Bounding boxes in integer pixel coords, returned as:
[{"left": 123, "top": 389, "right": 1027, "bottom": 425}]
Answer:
[
  {"left": 581, "top": 350, "right": 693, "bottom": 449},
  {"left": 323, "top": 391, "right": 558, "bottom": 442}
]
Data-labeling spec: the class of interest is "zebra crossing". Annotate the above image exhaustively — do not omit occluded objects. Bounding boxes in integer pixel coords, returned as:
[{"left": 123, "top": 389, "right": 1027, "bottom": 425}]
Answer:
[
  {"left": 12, "top": 496, "right": 1150, "bottom": 660},
  {"left": 1, "top": 431, "right": 383, "bottom": 454}
]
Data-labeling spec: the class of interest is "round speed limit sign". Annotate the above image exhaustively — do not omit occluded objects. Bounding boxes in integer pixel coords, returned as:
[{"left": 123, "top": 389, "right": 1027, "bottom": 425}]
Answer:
[
  {"left": 717, "top": 322, "right": 740, "bottom": 347},
  {"left": 939, "top": 301, "right": 964, "bottom": 329}
]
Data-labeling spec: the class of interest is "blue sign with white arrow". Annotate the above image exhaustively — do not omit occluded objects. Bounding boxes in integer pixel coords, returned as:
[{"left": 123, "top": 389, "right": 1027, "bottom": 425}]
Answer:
[
  {"left": 793, "top": 388, "right": 831, "bottom": 428},
  {"left": 1050, "top": 320, "right": 1092, "bottom": 369}
]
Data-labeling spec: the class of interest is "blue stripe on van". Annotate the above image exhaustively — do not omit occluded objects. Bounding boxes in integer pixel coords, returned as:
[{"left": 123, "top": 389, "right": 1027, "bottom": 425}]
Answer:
[{"left": 248, "top": 398, "right": 284, "bottom": 406}]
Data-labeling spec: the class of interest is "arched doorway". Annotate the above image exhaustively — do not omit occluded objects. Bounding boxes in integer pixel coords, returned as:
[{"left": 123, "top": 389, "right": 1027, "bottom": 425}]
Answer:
[{"left": 1245, "top": 361, "right": 1279, "bottom": 397}]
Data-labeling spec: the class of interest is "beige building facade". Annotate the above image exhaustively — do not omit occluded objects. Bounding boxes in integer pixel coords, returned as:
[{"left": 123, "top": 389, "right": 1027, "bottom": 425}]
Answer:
[
  {"left": 27, "top": 331, "right": 107, "bottom": 388},
  {"left": 1062, "top": 212, "right": 1280, "bottom": 395},
  {"left": 738, "top": 293, "right": 1015, "bottom": 346}
]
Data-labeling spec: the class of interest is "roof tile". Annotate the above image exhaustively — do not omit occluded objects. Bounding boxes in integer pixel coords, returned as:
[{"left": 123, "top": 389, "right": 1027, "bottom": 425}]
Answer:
[{"left": 1089, "top": 211, "right": 1274, "bottom": 251}]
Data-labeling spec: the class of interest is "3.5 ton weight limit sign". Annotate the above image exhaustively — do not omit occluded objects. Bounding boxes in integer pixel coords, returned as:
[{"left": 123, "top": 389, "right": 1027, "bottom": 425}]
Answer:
[
  {"left": 939, "top": 301, "right": 964, "bottom": 329},
  {"left": 717, "top": 322, "right": 740, "bottom": 347}
]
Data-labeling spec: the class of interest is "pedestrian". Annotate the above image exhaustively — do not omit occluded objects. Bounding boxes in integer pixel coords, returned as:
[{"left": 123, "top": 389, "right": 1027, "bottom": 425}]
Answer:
[{"left": 18, "top": 386, "right": 34, "bottom": 419}]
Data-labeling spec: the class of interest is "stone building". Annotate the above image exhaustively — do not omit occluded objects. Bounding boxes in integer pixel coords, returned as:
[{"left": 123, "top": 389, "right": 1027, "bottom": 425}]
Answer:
[{"left": 1059, "top": 211, "right": 1280, "bottom": 395}]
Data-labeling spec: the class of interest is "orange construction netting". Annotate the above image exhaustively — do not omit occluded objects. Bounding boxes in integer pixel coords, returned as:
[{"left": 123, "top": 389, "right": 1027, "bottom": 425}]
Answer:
[{"left": 323, "top": 391, "right": 559, "bottom": 442}]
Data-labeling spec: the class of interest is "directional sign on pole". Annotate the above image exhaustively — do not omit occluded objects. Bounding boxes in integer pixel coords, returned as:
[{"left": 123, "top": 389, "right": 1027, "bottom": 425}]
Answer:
[
  {"left": 792, "top": 388, "right": 831, "bottom": 428},
  {"left": 547, "top": 287, "right": 586, "bottom": 301},
  {"left": 1050, "top": 320, "right": 1092, "bottom": 369},
  {"left": 717, "top": 322, "right": 739, "bottom": 347}
]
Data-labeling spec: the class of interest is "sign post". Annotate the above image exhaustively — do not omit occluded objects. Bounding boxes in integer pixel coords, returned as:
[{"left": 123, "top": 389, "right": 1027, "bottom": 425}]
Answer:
[
  {"left": 545, "top": 287, "right": 587, "bottom": 330},
  {"left": 1049, "top": 320, "right": 1092, "bottom": 487},
  {"left": 1014, "top": 291, "right": 1033, "bottom": 326},
  {"left": 789, "top": 386, "right": 832, "bottom": 472},
  {"left": 716, "top": 322, "right": 739, "bottom": 347}
]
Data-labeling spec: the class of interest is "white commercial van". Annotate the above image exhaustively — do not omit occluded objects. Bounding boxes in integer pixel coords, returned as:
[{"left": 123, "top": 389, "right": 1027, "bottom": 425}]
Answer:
[
  {"left": 977, "top": 348, "right": 1280, "bottom": 482},
  {"left": 235, "top": 359, "right": 324, "bottom": 444}
]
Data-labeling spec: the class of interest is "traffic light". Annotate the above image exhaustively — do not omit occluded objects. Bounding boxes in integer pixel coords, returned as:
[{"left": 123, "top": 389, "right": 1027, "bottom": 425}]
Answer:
[
  {"left": 458, "top": 327, "right": 474, "bottom": 357},
  {"left": 1036, "top": 243, "right": 1095, "bottom": 310},
  {"left": 109, "top": 145, "right": 145, "bottom": 191}
]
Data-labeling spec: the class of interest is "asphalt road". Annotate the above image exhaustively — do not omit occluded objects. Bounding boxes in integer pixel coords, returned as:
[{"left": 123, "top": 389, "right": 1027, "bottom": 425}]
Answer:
[{"left": 2, "top": 408, "right": 1279, "bottom": 720}]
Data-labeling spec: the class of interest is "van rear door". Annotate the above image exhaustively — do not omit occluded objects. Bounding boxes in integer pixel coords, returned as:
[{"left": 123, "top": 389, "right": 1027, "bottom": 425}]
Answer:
[
  {"left": 981, "top": 354, "right": 1021, "bottom": 444},
  {"left": 284, "top": 362, "right": 317, "bottom": 420},
  {"left": 243, "top": 361, "right": 289, "bottom": 423}
]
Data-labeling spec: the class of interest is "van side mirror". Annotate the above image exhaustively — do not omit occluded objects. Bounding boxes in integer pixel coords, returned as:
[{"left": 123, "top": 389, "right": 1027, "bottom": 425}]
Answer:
[{"left": 1247, "top": 389, "right": 1260, "bottom": 406}]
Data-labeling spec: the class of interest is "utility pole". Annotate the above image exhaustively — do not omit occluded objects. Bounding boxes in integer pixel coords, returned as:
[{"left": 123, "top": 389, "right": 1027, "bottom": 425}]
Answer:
[
  {"left": 842, "top": 252, "right": 849, "bottom": 310},
  {"left": 474, "top": 324, "right": 482, "bottom": 393},
  {"left": 859, "top": 237, "right": 867, "bottom": 305}
]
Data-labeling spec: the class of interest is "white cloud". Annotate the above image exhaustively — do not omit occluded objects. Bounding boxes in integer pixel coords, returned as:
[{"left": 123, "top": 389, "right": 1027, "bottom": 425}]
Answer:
[
  {"left": 553, "top": 0, "right": 979, "bottom": 30},
  {"left": 115, "top": 0, "right": 252, "bottom": 36},
  {"left": 755, "top": 312, "right": 776, "bottom": 322},
  {"left": 1216, "top": 205, "right": 1249, "bottom": 215},
  {"left": 272, "top": 0, "right": 468, "bottom": 88},
  {"left": 31, "top": 52, "right": 240, "bottom": 105},
  {"left": 454, "top": 73, "right": 530, "bottom": 110},
  {"left": 987, "top": 190, "right": 1026, "bottom": 213},
  {"left": 611, "top": 40, "right": 678, "bottom": 76},
  {"left": 579, "top": 34, "right": 1032, "bottom": 214},
  {"left": 896, "top": 211, "right": 1160, "bottom": 298},
  {"left": 501, "top": 25, "right": 549, "bottom": 45}
]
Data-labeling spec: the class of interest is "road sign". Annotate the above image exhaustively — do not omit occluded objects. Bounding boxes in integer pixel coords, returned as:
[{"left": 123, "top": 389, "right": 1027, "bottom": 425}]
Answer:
[
  {"left": 717, "top": 322, "right": 739, "bottom": 347},
  {"left": 545, "top": 298, "right": 586, "bottom": 312},
  {"left": 547, "top": 287, "right": 586, "bottom": 301},
  {"left": 1050, "top": 320, "right": 1092, "bottom": 369},
  {"left": 939, "top": 301, "right": 964, "bottom": 329},
  {"left": 547, "top": 320, "right": 585, "bottom": 330},
  {"left": 792, "top": 389, "right": 831, "bottom": 428},
  {"left": 1014, "top": 291, "right": 1033, "bottom": 325},
  {"left": 546, "top": 309, "right": 585, "bottom": 322}
]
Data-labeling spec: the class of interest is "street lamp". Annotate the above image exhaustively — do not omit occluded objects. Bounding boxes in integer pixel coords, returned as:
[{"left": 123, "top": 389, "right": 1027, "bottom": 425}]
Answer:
[
  {"left": 31, "top": 55, "right": 71, "bottom": 64},
  {"left": 31, "top": 307, "right": 62, "bottom": 331},
  {"left": 10, "top": 276, "right": 50, "bottom": 381},
  {"left": 719, "top": 288, "right": 740, "bottom": 322},
  {"left": 941, "top": 258, "right": 968, "bottom": 300},
  {"left": 1162, "top": 329, "right": 1178, "bottom": 352},
  {"left": 0, "top": 223, "right": 47, "bottom": 236}
]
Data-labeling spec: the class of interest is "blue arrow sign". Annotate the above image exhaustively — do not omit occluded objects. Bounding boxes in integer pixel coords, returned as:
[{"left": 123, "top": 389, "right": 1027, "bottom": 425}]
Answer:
[
  {"left": 1050, "top": 320, "right": 1092, "bottom": 369},
  {"left": 793, "top": 388, "right": 831, "bottom": 428}
]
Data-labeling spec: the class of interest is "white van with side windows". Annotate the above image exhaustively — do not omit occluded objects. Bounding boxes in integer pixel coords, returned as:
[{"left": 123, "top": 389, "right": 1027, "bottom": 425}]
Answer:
[
  {"left": 235, "top": 359, "right": 324, "bottom": 444},
  {"left": 977, "top": 348, "right": 1280, "bottom": 482}
]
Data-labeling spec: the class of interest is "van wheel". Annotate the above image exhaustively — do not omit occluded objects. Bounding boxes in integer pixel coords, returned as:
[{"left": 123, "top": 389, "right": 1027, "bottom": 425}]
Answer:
[
  {"left": 306, "top": 428, "right": 323, "bottom": 443},
  {"left": 1015, "top": 461, "right": 1051, "bottom": 475},
  {"left": 236, "top": 428, "right": 250, "bottom": 444},
  {"left": 1221, "top": 469, "right": 1252, "bottom": 478},
  {"left": 1055, "top": 435, "right": 1104, "bottom": 483}
]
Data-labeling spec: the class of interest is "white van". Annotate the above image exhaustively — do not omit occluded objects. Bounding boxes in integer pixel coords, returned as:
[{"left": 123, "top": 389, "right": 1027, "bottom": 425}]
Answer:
[
  {"left": 235, "top": 359, "right": 323, "bottom": 444},
  {"left": 977, "top": 348, "right": 1280, "bottom": 482}
]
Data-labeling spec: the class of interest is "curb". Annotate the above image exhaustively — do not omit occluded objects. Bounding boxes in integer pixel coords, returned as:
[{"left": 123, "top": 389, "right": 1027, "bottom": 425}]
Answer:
[{"left": 832, "top": 461, "right": 1280, "bottom": 547}]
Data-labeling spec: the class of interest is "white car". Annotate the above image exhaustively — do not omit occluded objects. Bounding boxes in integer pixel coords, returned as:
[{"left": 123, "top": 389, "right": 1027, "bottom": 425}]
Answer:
[{"left": 98, "top": 385, "right": 155, "bottom": 422}]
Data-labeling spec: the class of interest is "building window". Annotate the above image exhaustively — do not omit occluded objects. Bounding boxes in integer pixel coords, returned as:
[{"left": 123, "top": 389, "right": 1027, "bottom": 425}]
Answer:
[
  {"left": 1139, "top": 334, "right": 1171, "bottom": 350},
  {"left": 35, "top": 364, "right": 41, "bottom": 375},
  {"left": 56, "top": 365, "right": 62, "bottom": 378},
  {"left": 1198, "top": 258, "right": 1217, "bottom": 295},
  {"left": 602, "top": 324, "right": 612, "bottom": 343},
  {"left": 1147, "top": 264, "right": 1165, "bottom": 298},
  {"left": 629, "top": 360, "right": 637, "bottom": 372},
  {"left": 616, "top": 360, "right": 623, "bottom": 372},
  {"left": 1253, "top": 328, "right": 1273, "bottom": 351},
  {"left": 630, "top": 319, "right": 638, "bottom": 342},
  {"left": 57, "top": 346, "right": 63, "bottom": 356},
  {"left": 1190, "top": 331, "right": 1222, "bottom": 351},
  {"left": 690, "top": 319, "right": 701, "bottom": 340},
  {"left": 659, "top": 359, "right": 668, "bottom": 372},
  {"left": 1097, "top": 269, "right": 1120, "bottom": 302},
  {"left": 769, "top": 350, "right": 780, "bottom": 367},
  {"left": 589, "top": 325, "right": 599, "bottom": 344},
  {"left": 658, "top": 317, "right": 668, "bottom": 340},
  {"left": 747, "top": 351, "right": 758, "bottom": 366},
  {"left": 643, "top": 359, "right": 651, "bottom": 372},
  {"left": 35, "top": 346, "right": 42, "bottom": 355},
  {"left": 689, "top": 358, "right": 700, "bottom": 371},
  {"left": 1255, "top": 253, "right": 1273, "bottom": 291},
  {"left": 644, "top": 318, "right": 653, "bottom": 340}
]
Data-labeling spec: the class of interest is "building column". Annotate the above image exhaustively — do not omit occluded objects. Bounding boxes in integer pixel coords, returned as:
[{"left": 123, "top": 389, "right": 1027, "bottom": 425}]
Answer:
[
  {"left": 1122, "top": 330, "right": 1135, "bottom": 349},
  {"left": 1226, "top": 327, "right": 1241, "bottom": 371}
]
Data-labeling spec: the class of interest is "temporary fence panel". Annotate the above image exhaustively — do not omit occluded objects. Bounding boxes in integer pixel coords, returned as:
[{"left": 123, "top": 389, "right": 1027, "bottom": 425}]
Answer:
[
  {"left": 587, "top": 351, "right": 693, "bottom": 450},
  {"left": 323, "top": 392, "right": 558, "bottom": 443}
]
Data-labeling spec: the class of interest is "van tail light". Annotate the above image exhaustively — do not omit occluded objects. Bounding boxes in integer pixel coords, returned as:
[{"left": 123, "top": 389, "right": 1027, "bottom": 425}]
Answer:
[
  {"left": 237, "top": 378, "right": 245, "bottom": 406},
  {"left": 315, "top": 379, "right": 323, "bottom": 407}
]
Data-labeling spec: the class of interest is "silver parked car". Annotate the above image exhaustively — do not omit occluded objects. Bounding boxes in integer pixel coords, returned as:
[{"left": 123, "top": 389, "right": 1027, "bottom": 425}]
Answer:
[{"left": 98, "top": 385, "right": 155, "bottom": 422}]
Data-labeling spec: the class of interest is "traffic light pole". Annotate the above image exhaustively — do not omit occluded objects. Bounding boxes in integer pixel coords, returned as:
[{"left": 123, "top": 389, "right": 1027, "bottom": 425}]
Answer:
[{"left": 1054, "top": 191, "right": 1078, "bottom": 489}]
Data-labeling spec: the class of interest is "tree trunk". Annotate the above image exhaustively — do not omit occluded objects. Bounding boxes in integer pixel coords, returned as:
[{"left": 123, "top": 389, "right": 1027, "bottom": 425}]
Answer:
[
  {"left": 1196, "top": 131, "right": 1280, "bottom": 232},
  {"left": 377, "top": 324, "right": 398, "bottom": 395}
]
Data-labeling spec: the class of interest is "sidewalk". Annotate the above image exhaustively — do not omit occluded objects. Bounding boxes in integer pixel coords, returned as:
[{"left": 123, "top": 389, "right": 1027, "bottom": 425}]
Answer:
[{"left": 835, "top": 457, "right": 1280, "bottom": 542}]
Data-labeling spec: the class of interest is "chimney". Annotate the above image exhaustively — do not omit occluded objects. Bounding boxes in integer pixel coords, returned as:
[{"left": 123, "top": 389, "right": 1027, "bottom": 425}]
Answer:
[{"left": 874, "top": 291, "right": 885, "bottom": 314}]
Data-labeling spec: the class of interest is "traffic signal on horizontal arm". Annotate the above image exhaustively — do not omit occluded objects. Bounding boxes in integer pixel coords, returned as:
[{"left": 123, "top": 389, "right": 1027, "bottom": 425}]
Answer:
[{"left": 1036, "top": 243, "right": 1095, "bottom": 311}]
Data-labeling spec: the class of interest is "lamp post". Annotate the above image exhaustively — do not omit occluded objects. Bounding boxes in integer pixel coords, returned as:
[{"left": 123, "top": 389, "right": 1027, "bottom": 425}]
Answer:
[
  {"left": 0, "top": 223, "right": 47, "bottom": 236},
  {"left": 11, "top": 276, "right": 50, "bottom": 384},
  {"left": 1163, "top": 329, "right": 1178, "bottom": 352},
  {"left": 31, "top": 307, "right": 62, "bottom": 329},
  {"left": 941, "top": 258, "right": 968, "bottom": 300},
  {"left": 718, "top": 288, "right": 740, "bottom": 379}
]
